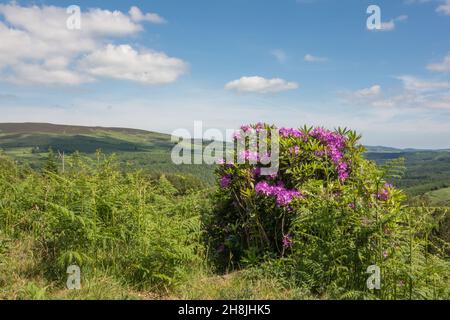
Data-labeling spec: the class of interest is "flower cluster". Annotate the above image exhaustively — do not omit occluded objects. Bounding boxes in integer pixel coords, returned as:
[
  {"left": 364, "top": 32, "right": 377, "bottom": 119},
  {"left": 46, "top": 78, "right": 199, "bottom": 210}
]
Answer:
[
  {"left": 279, "top": 127, "right": 303, "bottom": 138},
  {"left": 238, "top": 150, "right": 259, "bottom": 162},
  {"left": 377, "top": 183, "right": 393, "bottom": 201},
  {"left": 310, "top": 127, "right": 349, "bottom": 181},
  {"left": 220, "top": 175, "right": 232, "bottom": 188},
  {"left": 255, "top": 181, "right": 303, "bottom": 207},
  {"left": 282, "top": 234, "right": 293, "bottom": 249}
]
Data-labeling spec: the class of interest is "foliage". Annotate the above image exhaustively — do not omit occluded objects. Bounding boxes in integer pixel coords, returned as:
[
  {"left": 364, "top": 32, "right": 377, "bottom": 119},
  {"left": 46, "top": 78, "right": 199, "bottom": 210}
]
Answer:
[
  {"left": 206, "top": 123, "right": 449, "bottom": 299},
  {"left": 0, "top": 152, "right": 206, "bottom": 291}
]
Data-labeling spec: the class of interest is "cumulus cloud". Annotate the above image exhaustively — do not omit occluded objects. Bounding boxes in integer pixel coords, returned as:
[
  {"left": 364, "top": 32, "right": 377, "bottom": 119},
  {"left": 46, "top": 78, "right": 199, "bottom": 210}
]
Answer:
[
  {"left": 353, "top": 85, "right": 382, "bottom": 98},
  {"left": 437, "top": 0, "right": 450, "bottom": 14},
  {"left": 79, "top": 44, "right": 187, "bottom": 85},
  {"left": 427, "top": 54, "right": 450, "bottom": 72},
  {"left": 397, "top": 75, "right": 450, "bottom": 91},
  {"left": 225, "top": 76, "right": 299, "bottom": 93},
  {"left": 0, "top": 3, "right": 181, "bottom": 86},
  {"left": 342, "top": 76, "right": 450, "bottom": 110},
  {"left": 129, "top": 6, "right": 166, "bottom": 24},
  {"left": 340, "top": 85, "right": 382, "bottom": 105},
  {"left": 3, "top": 63, "right": 93, "bottom": 86},
  {"left": 304, "top": 54, "right": 328, "bottom": 63}
]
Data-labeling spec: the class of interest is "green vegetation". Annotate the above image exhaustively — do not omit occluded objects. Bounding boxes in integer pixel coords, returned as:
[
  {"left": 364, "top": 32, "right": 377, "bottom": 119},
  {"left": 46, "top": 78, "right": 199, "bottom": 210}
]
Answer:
[
  {"left": 208, "top": 124, "right": 449, "bottom": 299},
  {"left": 426, "top": 187, "right": 450, "bottom": 207},
  {"left": 0, "top": 123, "right": 448, "bottom": 300},
  {"left": 366, "top": 150, "right": 450, "bottom": 197},
  {"left": 0, "top": 123, "right": 216, "bottom": 184}
]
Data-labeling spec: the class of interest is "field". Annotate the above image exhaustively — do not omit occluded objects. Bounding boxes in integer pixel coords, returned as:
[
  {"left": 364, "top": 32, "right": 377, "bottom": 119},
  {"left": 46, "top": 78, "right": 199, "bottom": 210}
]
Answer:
[{"left": 0, "top": 123, "right": 448, "bottom": 300}]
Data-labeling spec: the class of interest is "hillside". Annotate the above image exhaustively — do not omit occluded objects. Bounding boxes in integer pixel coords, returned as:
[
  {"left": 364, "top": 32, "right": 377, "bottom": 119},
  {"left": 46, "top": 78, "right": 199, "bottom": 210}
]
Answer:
[
  {"left": 366, "top": 150, "right": 450, "bottom": 196},
  {"left": 0, "top": 122, "right": 215, "bottom": 184},
  {"left": 426, "top": 187, "right": 450, "bottom": 207}
]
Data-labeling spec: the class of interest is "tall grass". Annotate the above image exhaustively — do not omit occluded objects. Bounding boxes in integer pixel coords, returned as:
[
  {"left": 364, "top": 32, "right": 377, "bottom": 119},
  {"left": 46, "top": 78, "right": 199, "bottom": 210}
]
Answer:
[{"left": 0, "top": 152, "right": 208, "bottom": 295}]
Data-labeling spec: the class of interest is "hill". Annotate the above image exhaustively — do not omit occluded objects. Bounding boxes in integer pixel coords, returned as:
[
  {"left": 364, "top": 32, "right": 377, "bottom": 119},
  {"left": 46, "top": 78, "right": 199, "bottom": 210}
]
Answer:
[
  {"left": 366, "top": 150, "right": 450, "bottom": 196},
  {"left": 0, "top": 122, "right": 215, "bottom": 184}
]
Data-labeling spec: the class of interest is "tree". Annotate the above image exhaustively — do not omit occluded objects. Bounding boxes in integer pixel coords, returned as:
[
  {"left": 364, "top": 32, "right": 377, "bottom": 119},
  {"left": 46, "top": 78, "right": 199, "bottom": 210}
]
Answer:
[{"left": 44, "top": 147, "right": 58, "bottom": 174}]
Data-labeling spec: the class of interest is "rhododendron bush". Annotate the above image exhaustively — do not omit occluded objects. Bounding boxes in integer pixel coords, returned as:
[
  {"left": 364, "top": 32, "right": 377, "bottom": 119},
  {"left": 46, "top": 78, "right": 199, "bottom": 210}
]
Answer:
[{"left": 204, "top": 123, "right": 449, "bottom": 298}]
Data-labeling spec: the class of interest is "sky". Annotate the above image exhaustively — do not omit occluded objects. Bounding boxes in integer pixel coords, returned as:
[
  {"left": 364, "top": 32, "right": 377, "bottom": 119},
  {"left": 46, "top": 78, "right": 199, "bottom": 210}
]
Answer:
[{"left": 0, "top": 0, "right": 449, "bottom": 148}]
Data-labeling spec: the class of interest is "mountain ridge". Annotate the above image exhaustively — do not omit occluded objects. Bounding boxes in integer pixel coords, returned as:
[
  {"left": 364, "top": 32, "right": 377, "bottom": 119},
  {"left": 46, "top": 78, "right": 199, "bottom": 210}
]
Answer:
[{"left": 1, "top": 122, "right": 448, "bottom": 152}]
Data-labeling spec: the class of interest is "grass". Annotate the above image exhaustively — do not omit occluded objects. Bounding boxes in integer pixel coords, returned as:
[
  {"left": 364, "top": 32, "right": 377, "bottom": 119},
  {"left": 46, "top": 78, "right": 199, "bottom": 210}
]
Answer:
[{"left": 426, "top": 187, "right": 450, "bottom": 207}]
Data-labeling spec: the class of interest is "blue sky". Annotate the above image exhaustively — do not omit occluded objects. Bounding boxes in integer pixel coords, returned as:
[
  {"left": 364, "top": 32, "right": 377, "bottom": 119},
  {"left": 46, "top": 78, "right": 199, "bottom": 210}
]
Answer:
[{"left": 0, "top": 0, "right": 450, "bottom": 148}]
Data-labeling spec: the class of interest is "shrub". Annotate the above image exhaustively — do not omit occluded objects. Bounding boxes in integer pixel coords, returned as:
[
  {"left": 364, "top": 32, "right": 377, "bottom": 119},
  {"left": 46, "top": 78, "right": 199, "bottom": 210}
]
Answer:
[{"left": 205, "top": 123, "right": 449, "bottom": 299}]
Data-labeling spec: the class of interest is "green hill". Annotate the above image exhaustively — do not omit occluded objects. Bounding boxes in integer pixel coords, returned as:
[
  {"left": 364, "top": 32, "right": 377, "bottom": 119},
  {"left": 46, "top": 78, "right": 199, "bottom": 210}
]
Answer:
[
  {"left": 365, "top": 150, "right": 450, "bottom": 196},
  {"left": 0, "top": 122, "right": 215, "bottom": 184}
]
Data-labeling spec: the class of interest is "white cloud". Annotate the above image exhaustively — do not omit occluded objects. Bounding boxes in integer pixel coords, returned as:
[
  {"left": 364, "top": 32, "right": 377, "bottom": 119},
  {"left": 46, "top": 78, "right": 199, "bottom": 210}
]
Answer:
[
  {"left": 3, "top": 62, "right": 93, "bottom": 86},
  {"left": 397, "top": 75, "right": 450, "bottom": 91},
  {"left": 304, "top": 54, "right": 328, "bottom": 63},
  {"left": 437, "top": 0, "right": 450, "bottom": 14},
  {"left": 353, "top": 85, "right": 382, "bottom": 98},
  {"left": 342, "top": 76, "right": 450, "bottom": 110},
  {"left": 427, "top": 54, "right": 450, "bottom": 72},
  {"left": 79, "top": 44, "right": 187, "bottom": 85},
  {"left": 129, "top": 6, "right": 166, "bottom": 24},
  {"left": 270, "top": 49, "right": 287, "bottom": 63},
  {"left": 340, "top": 85, "right": 382, "bottom": 105},
  {"left": 225, "top": 76, "right": 299, "bottom": 93},
  {"left": 0, "top": 3, "right": 179, "bottom": 86}
]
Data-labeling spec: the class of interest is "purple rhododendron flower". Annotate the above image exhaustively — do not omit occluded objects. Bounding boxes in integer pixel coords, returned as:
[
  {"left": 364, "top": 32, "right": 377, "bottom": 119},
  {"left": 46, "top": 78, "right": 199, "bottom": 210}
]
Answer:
[
  {"left": 282, "top": 234, "right": 293, "bottom": 249},
  {"left": 251, "top": 167, "right": 262, "bottom": 176},
  {"left": 255, "top": 122, "right": 265, "bottom": 132},
  {"left": 377, "top": 183, "right": 392, "bottom": 201},
  {"left": 255, "top": 181, "right": 272, "bottom": 196},
  {"left": 238, "top": 150, "right": 259, "bottom": 162},
  {"left": 289, "top": 146, "right": 300, "bottom": 155},
  {"left": 337, "top": 162, "right": 349, "bottom": 181},
  {"left": 220, "top": 175, "right": 231, "bottom": 188},
  {"left": 279, "top": 127, "right": 303, "bottom": 138},
  {"left": 255, "top": 181, "right": 303, "bottom": 207},
  {"left": 309, "top": 127, "right": 349, "bottom": 181},
  {"left": 240, "top": 124, "right": 253, "bottom": 133},
  {"left": 232, "top": 130, "right": 242, "bottom": 140}
]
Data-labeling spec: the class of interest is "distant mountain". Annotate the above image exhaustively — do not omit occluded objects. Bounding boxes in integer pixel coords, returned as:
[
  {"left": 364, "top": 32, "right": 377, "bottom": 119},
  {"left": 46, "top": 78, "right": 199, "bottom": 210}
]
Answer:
[
  {"left": 0, "top": 122, "right": 159, "bottom": 136},
  {"left": 364, "top": 145, "right": 450, "bottom": 153},
  {"left": 364, "top": 146, "right": 404, "bottom": 153}
]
